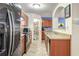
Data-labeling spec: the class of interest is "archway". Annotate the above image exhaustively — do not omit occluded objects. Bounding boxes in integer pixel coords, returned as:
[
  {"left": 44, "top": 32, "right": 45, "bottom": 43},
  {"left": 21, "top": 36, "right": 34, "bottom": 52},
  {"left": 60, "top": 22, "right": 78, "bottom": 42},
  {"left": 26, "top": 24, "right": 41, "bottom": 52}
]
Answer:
[{"left": 52, "top": 4, "right": 65, "bottom": 30}]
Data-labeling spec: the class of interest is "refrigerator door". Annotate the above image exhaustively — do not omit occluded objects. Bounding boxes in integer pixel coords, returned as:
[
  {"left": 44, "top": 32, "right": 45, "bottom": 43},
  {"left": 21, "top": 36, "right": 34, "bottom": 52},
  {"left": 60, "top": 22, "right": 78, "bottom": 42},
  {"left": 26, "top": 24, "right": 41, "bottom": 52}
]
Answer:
[
  {"left": 0, "top": 3, "right": 21, "bottom": 56},
  {"left": 0, "top": 8, "right": 11, "bottom": 56},
  {"left": 0, "top": 23, "right": 7, "bottom": 56},
  {"left": 11, "top": 11, "right": 21, "bottom": 56},
  {"left": 7, "top": 9, "right": 13, "bottom": 56},
  {"left": 8, "top": 4, "right": 21, "bottom": 56}
]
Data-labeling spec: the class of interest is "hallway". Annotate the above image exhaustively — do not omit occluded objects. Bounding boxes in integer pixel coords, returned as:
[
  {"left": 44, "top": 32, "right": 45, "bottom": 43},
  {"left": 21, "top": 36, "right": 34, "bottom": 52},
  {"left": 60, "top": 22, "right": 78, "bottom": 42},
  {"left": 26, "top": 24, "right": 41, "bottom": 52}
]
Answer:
[{"left": 23, "top": 40, "right": 48, "bottom": 56}]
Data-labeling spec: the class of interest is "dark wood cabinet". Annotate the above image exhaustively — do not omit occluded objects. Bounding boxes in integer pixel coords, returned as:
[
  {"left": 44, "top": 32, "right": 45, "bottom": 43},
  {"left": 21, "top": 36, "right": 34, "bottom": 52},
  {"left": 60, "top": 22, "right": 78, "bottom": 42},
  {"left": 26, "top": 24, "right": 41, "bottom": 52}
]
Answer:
[
  {"left": 42, "top": 31, "right": 45, "bottom": 40},
  {"left": 21, "top": 34, "right": 26, "bottom": 55},
  {"left": 42, "top": 20, "right": 52, "bottom": 27},
  {"left": 49, "top": 39, "right": 70, "bottom": 56},
  {"left": 45, "top": 33, "right": 71, "bottom": 56},
  {"left": 42, "top": 19, "right": 52, "bottom": 41}
]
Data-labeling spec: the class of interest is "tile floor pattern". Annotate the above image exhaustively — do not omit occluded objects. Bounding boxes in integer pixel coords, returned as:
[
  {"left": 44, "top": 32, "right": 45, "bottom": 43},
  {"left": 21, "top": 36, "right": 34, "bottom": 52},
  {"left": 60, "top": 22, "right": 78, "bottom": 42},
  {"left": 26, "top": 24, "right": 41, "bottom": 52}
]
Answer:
[{"left": 23, "top": 40, "right": 48, "bottom": 56}]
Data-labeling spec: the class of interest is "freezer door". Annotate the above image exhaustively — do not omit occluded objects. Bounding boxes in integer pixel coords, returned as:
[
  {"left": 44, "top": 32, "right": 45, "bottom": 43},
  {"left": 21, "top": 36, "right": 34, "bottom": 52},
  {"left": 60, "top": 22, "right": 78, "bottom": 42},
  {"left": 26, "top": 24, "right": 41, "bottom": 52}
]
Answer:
[
  {"left": 6, "top": 4, "right": 21, "bottom": 56},
  {"left": 0, "top": 7, "right": 12, "bottom": 56},
  {"left": 0, "top": 8, "right": 10, "bottom": 56},
  {"left": 0, "top": 23, "right": 7, "bottom": 56},
  {"left": 10, "top": 11, "right": 21, "bottom": 56}
]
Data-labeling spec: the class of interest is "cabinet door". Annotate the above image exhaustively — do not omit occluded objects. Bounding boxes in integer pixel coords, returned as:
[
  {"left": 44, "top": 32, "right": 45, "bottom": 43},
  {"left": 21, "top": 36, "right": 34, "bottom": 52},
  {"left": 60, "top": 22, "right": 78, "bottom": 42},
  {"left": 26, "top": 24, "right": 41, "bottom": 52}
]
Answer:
[
  {"left": 49, "top": 40, "right": 70, "bottom": 56},
  {"left": 47, "top": 20, "right": 52, "bottom": 27},
  {"left": 42, "top": 31, "right": 45, "bottom": 40},
  {"left": 42, "top": 20, "right": 52, "bottom": 27}
]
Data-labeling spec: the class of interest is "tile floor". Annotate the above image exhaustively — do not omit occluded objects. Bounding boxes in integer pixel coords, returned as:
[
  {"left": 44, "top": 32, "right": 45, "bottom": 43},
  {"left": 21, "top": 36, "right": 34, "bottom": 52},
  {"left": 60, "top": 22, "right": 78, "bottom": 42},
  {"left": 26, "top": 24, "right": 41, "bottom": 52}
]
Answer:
[{"left": 23, "top": 40, "right": 48, "bottom": 56}]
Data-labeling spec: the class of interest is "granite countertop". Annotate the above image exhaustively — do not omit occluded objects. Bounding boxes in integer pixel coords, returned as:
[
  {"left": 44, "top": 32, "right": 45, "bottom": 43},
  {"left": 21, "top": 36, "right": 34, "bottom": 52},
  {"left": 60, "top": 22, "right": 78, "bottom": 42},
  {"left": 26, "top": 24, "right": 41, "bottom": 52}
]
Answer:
[{"left": 44, "top": 31, "right": 71, "bottom": 40}]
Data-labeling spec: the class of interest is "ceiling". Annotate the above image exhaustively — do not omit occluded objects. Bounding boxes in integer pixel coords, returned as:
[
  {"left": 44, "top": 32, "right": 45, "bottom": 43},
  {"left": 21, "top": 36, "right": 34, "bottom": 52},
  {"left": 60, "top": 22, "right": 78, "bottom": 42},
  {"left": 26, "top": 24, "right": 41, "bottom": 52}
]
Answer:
[{"left": 18, "top": 3, "right": 58, "bottom": 17}]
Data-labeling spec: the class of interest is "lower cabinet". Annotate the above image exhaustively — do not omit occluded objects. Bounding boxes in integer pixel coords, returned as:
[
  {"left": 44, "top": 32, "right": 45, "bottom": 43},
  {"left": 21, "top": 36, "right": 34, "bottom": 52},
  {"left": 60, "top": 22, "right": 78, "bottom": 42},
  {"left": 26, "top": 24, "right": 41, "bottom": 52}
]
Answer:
[
  {"left": 45, "top": 35, "right": 71, "bottom": 56},
  {"left": 20, "top": 34, "right": 26, "bottom": 55},
  {"left": 42, "top": 31, "right": 45, "bottom": 40},
  {"left": 49, "top": 39, "right": 70, "bottom": 56}
]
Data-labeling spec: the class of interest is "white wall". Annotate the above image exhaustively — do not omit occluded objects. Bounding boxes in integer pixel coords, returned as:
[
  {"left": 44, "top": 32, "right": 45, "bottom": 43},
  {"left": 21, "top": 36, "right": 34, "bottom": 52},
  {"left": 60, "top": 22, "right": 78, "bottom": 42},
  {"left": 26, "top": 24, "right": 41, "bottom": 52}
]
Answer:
[
  {"left": 52, "top": 3, "right": 72, "bottom": 34},
  {"left": 72, "top": 4, "right": 79, "bottom": 56},
  {"left": 65, "top": 17, "right": 72, "bottom": 34},
  {"left": 53, "top": 18, "right": 58, "bottom": 30}
]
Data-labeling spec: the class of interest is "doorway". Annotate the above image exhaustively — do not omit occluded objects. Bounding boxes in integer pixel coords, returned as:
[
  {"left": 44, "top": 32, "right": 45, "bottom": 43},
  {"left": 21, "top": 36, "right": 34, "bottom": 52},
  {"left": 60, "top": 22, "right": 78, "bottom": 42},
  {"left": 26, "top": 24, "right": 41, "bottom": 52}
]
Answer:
[
  {"left": 33, "top": 18, "right": 41, "bottom": 42},
  {"left": 33, "top": 22, "right": 39, "bottom": 40}
]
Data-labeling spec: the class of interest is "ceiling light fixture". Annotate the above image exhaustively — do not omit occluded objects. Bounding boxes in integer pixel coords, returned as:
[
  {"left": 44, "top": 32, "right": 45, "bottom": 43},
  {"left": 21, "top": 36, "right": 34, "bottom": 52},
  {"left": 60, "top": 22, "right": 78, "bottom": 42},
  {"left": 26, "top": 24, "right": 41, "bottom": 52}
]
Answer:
[{"left": 32, "top": 4, "right": 40, "bottom": 8}]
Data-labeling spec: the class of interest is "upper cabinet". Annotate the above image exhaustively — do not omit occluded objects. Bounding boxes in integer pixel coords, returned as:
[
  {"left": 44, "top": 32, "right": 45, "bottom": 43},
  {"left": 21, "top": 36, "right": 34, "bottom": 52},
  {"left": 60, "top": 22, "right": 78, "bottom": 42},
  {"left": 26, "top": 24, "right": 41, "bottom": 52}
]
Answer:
[
  {"left": 42, "top": 20, "right": 52, "bottom": 27},
  {"left": 42, "top": 17, "right": 52, "bottom": 27}
]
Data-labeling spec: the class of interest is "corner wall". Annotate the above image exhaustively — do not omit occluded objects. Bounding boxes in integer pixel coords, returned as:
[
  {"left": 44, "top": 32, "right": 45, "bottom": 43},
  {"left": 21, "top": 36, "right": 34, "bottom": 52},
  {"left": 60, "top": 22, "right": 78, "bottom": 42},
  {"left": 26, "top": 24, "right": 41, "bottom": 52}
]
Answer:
[{"left": 72, "top": 4, "right": 79, "bottom": 56}]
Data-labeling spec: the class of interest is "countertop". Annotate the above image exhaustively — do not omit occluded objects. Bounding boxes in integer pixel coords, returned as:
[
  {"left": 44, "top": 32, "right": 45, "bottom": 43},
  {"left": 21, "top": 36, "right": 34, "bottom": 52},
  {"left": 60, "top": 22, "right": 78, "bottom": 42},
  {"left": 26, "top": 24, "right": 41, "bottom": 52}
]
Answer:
[
  {"left": 53, "top": 29, "right": 72, "bottom": 35},
  {"left": 44, "top": 31, "right": 71, "bottom": 40}
]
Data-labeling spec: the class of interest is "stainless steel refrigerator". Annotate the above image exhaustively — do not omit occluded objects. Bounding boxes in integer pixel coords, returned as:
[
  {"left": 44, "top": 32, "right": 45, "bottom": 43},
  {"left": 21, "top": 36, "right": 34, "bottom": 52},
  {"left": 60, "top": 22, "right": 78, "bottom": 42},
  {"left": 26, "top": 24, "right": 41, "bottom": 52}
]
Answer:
[{"left": 0, "top": 3, "right": 21, "bottom": 56}]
